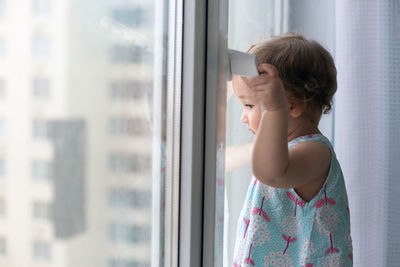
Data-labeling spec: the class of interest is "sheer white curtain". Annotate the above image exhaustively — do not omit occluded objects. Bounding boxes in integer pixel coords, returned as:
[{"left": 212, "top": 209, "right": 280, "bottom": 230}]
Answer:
[{"left": 335, "top": 1, "right": 400, "bottom": 266}]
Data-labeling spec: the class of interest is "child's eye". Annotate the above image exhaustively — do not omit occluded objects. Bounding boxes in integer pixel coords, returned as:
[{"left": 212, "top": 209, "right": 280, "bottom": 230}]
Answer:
[{"left": 245, "top": 104, "right": 255, "bottom": 109}]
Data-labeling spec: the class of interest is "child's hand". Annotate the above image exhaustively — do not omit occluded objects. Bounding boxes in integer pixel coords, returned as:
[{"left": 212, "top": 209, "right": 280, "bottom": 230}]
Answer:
[{"left": 249, "top": 64, "right": 287, "bottom": 112}]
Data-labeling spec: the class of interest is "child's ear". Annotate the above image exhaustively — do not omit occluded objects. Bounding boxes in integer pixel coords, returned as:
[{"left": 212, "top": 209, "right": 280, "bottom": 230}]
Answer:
[{"left": 287, "top": 98, "right": 307, "bottom": 118}]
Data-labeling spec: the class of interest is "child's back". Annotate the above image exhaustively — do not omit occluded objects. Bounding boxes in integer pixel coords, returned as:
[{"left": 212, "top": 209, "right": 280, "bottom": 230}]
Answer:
[{"left": 233, "top": 134, "right": 352, "bottom": 266}]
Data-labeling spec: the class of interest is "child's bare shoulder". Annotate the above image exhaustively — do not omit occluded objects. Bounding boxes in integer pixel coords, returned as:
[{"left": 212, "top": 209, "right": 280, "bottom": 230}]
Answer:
[{"left": 289, "top": 140, "right": 331, "bottom": 201}]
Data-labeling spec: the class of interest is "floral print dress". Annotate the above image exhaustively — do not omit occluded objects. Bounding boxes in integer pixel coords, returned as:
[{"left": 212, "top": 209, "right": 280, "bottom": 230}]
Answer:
[{"left": 233, "top": 134, "right": 353, "bottom": 267}]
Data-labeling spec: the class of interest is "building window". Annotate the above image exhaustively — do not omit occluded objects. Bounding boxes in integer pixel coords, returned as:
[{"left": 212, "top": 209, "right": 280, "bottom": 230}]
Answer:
[
  {"left": 33, "top": 241, "right": 51, "bottom": 260},
  {"left": 0, "top": 38, "right": 5, "bottom": 59},
  {"left": 32, "top": 160, "right": 53, "bottom": 180},
  {"left": 0, "top": 0, "right": 4, "bottom": 19},
  {"left": 108, "top": 188, "right": 151, "bottom": 209},
  {"left": 32, "top": 36, "right": 51, "bottom": 60},
  {"left": 33, "top": 119, "right": 49, "bottom": 139},
  {"left": 108, "top": 223, "right": 150, "bottom": 244},
  {"left": 110, "top": 8, "right": 151, "bottom": 28},
  {"left": 33, "top": 78, "right": 50, "bottom": 98},
  {"left": 33, "top": 0, "right": 51, "bottom": 18},
  {"left": 0, "top": 79, "right": 5, "bottom": 98},
  {"left": 0, "top": 159, "right": 5, "bottom": 178},
  {"left": 0, "top": 198, "right": 5, "bottom": 217},
  {"left": 0, "top": 237, "right": 6, "bottom": 255},
  {"left": 108, "top": 153, "right": 151, "bottom": 173},
  {"left": 110, "top": 45, "right": 150, "bottom": 64},
  {"left": 110, "top": 81, "right": 152, "bottom": 100},
  {"left": 108, "top": 258, "right": 150, "bottom": 267},
  {"left": 109, "top": 117, "right": 150, "bottom": 136},
  {"left": 0, "top": 119, "right": 5, "bottom": 138},
  {"left": 33, "top": 201, "right": 52, "bottom": 220}
]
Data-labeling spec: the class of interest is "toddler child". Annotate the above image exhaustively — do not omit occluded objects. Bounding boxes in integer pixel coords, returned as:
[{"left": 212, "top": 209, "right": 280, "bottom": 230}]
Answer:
[{"left": 232, "top": 33, "right": 352, "bottom": 267}]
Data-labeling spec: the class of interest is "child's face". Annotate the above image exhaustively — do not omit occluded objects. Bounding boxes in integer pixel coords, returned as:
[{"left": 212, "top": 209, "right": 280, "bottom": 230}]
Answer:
[{"left": 232, "top": 76, "right": 262, "bottom": 135}]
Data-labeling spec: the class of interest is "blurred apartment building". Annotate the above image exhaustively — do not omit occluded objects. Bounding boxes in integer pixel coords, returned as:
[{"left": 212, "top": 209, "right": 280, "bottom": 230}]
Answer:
[{"left": 0, "top": 0, "right": 154, "bottom": 266}]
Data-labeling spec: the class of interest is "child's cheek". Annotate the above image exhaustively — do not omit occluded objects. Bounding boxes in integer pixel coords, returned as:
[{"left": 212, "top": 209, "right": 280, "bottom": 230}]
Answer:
[{"left": 253, "top": 108, "right": 262, "bottom": 131}]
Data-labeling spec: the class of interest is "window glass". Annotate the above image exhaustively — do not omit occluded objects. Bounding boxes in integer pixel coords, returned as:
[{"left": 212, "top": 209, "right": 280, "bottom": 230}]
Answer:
[
  {"left": 33, "top": 0, "right": 51, "bottom": 18},
  {"left": 5, "top": 0, "right": 175, "bottom": 266},
  {"left": 32, "top": 160, "right": 53, "bottom": 180},
  {"left": 33, "top": 241, "right": 51, "bottom": 260},
  {"left": 33, "top": 78, "right": 50, "bottom": 98},
  {"left": 0, "top": 79, "right": 5, "bottom": 98},
  {"left": 0, "top": 237, "right": 6, "bottom": 255},
  {"left": 32, "top": 36, "right": 51, "bottom": 60},
  {"left": 33, "top": 201, "right": 52, "bottom": 220},
  {"left": 0, "top": 119, "right": 4, "bottom": 138},
  {"left": 0, "top": 159, "right": 5, "bottom": 178},
  {"left": 0, "top": 198, "right": 5, "bottom": 216},
  {"left": 0, "top": 38, "right": 5, "bottom": 59}
]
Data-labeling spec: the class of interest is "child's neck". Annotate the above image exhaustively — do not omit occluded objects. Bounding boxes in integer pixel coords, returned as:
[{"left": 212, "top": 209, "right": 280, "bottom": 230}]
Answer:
[{"left": 287, "top": 117, "right": 321, "bottom": 142}]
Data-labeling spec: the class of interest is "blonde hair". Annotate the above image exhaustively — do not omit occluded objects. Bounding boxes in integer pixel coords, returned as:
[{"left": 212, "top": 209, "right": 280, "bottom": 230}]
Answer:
[{"left": 247, "top": 33, "right": 337, "bottom": 115}]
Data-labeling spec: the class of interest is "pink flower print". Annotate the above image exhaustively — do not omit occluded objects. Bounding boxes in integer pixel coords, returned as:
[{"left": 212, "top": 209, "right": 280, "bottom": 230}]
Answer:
[
  {"left": 282, "top": 234, "right": 297, "bottom": 255},
  {"left": 344, "top": 230, "right": 352, "bottom": 252},
  {"left": 248, "top": 219, "right": 270, "bottom": 247},
  {"left": 243, "top": 217, "right": 250, "bottom": 239},
  {"left": 313, "top": 205, "right": 340, "bottom": 236},
  {"left": 260, "top": 184, "right": 275, "bottom": 199},
  {"left": 348, "top": 253, "right": 353, "bottom": 261},
  {"left": 233, "top": 262, "right": 240, "bottom": 267},
  {"left": 252, "top": 196, "right": 271, "bottom": 222},
  {"left": 243, "top": 243, "right": 255, "bottom": 266},
  {"left": 314, "top": 185, "right": 336, "bottom": 208},
  {"left": 281, "top": 215, "right": 299, "bottom": 255},
  {"left": 300, "top": 238, "right": 315, "bottom": 264},
  {"left": 263, "top": 251, "right": 294, "bottom": 267},
  {"left": 325, "top": 233, "right": 340, "bottom": 254},
  {"left": 233, "top": 237, "right": 246, "bottom": 264},
  {"left": 281, "top": 215, "right": 299, "bottom": 237},
  {"left": 322, "top": 253, "right": 342, "bottom": 267},
  {"left": 287, "top": 191, "right": 306, "bottom": 216}
]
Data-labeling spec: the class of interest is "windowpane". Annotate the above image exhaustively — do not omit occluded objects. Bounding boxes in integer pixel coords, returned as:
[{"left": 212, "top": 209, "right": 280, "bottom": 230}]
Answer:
[
  {"left": 0, "top": 79, "right": 5, "bottom": 98},
  {"left": 110, "top": 81, "right": 152, "bottom": 100},
  {"left": 0, "top": 119, "right": 5, "bottom": 138},
  {"left": 0, "top": 38, "right": 5, "bottom": 59},
  {"left": 33, "top": 0, "right": 51, "bottom": 18},
  {"left": 108, "top": 188, "right": 151, "bottom": 209},
  {"left": 108, "top": 223, "right": 151, "bottom": 244},
  {"left": 0, "top": 198, "right": 5, "bottom": 216},
  {"left": 0, "top": 237, "right": 6, "bottom": 255},
  {"left": 32, "top": 36, "right": 51, "bottom": 60},
  {"left": 32, "top": 120, "right": 48, "bottom": 139},
  {"left": 0, "top": 159, "right": 5, "bottom": 178},
  {"left": 0, "top": 0, "right": 4, "bottom": 18},
  {"left": 5, "top": 0, "right": 177, "bottom": 266},
  {"left": 32, "top": 160, "right": 53, "bottom": 180},
  {"left": 110, "top": 8, "right": 151, "bottom": 28},
  {"left": 33, "top": 78, "right": 50, "bottom": 98},
  {"left": 33, "top": 201, "right": 52, "bottom": 220},
  {"left": 33, "top": 241, "right": 51, "bottom": 260}
]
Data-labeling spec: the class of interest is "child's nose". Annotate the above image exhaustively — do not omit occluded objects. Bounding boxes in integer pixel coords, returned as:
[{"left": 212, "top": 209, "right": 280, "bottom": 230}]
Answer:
[{"left": 241, "top": 112, "right": 248, "bottom": 124}]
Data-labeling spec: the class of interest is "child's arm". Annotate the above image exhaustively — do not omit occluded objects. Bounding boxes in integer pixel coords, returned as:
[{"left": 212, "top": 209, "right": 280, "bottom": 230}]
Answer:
[
  {"left": 251, "top": 64, "right": 330, "bottom": 189},
  {"left": 225, "top": 141, "right": 254, "bottom": 172}
]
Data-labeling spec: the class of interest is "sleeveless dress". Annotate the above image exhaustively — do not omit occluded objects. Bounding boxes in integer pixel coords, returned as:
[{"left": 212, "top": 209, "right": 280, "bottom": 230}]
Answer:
[{"left": 233, "top": 134, "right": 353, "bottom": 267}]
